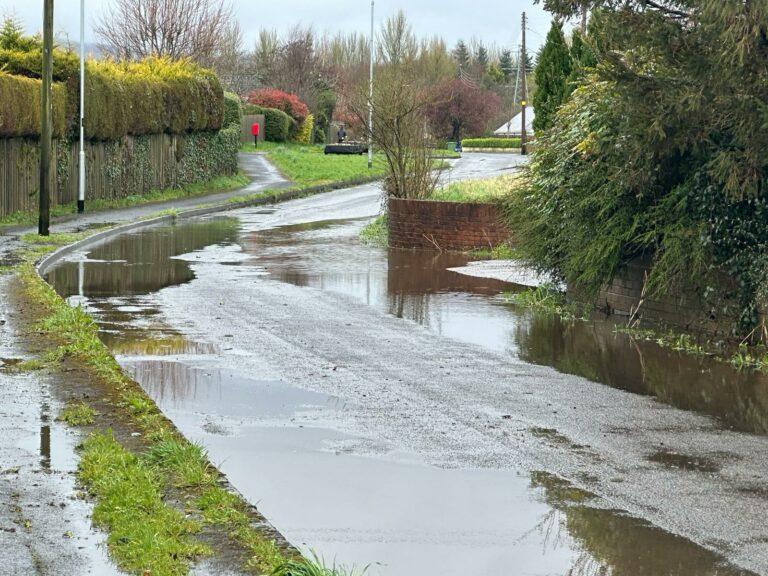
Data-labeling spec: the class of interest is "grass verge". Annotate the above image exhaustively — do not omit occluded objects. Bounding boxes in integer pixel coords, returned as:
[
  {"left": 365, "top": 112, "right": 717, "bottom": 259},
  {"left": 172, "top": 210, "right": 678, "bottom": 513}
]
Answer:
[
  {"left": 359, "top": 215, "right": 388, "bottom": 248},
  {"left": 0, "top": 173, "right": 249, "bottom": 229},
  {"left": 11, "top": 228, "right": 354, "bottom": 574},
  {"left": 430, "top": 173, "right": 521, "bottom": 203},
  {"left": 243, "top": 142, "right": 387, "bottom": 187}
]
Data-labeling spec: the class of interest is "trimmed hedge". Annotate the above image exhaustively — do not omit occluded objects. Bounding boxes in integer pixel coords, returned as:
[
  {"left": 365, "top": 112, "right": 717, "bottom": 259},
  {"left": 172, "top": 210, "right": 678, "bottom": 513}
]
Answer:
[
  {"left": 223, "top": 92, "right": 243, "bottom": 128},
  {"left": 0, "top": 48, "right": 224, "bottom": 141},
  {"left": 462, "top": 137, "right": 522, "bottom": 149},
  {"left": 84, "top": 58, "right": 223, "bottom": 141},
  {"left": 0, "top": 72, "right": 67, "bottom": 138},
  {"left": 243, "top": 104, "right": 294, "bottom": 142}
]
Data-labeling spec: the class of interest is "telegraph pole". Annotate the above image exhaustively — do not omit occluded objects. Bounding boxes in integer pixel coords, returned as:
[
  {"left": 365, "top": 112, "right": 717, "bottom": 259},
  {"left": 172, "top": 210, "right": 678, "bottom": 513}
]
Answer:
[
  {"left": 78, "top": 0, "right": 85, "bottom": 213},
  {"left": 39, "top": 0, "right": 54, "bottom": 236},
  {"left": 520, "top": 11, "right": 528, "bottom": 156},
  {"left": 368, "top": 0, "right": 375, "bottom": 170}
]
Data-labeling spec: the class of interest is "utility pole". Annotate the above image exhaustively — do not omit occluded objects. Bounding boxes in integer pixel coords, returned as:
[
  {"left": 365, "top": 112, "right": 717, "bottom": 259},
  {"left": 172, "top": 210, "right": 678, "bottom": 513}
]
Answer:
[
  {"left": 39, "top": 0, "right": 54, "bottom": 236},
  {"left": 520, "top": 11, "right": 528, "bottom": 156},
  {"left": 368, "top": 0, "right": 375, "bottom": 170},
  {"left": 78, "top": 0, "right": 85, "bottom": 213}
]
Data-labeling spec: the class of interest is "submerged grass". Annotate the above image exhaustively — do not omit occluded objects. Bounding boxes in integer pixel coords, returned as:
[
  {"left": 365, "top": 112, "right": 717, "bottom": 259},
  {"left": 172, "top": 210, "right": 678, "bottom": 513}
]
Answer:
[
  {"left": 0, "top": 173, "right": 249, "bottom": 229},
  {"left": 506, "top": 283, "right": 589, "bottom": 322},
  {"left": 270, "top": 553, "right": 368, "bottom": 576}
]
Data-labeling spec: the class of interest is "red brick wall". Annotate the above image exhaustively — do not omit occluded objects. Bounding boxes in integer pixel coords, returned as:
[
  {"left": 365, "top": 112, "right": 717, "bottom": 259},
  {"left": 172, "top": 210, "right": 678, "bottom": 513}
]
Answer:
[{"left": 388, "top": 197, "right": 510, "bottom": 251}]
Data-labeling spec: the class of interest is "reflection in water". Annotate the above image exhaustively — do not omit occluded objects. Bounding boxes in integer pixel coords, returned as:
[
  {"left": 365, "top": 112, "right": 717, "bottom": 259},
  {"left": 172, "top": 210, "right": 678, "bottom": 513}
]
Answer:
[
  {"left": 44, "top": 212, "right": 766, "bottom": 575},
  {"left": 516, "top": 314, "right": 768, "bottom": 434},
  {"left": 48, "top": 218, "right": 240, "bottom": 299},
  {"left": 40, "top": 402, "right": 50, "bottom": 470},
  {"left": 531, "top": 472, "right": 754, "bottom": 576}
]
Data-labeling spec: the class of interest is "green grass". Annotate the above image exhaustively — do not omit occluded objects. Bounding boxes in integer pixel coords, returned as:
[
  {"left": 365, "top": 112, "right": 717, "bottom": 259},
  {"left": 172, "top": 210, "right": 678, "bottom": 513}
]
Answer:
[
  {"left": 506, "top": 283, "right": 589, "bottom": 321},
  {"left": 59, "top": 402, "right": 97, "bottom": 426},
  {"left": 270, "top": 552, "right": 367, "bottom": 576},
  {"left": 468, "top": 244, "right": 520, "bottom": 260},
  {"left": 144, "top": 435, "right": 215, "bottom": 488},
  {"left": 78, "top": 431, "right": 211, "bottom": 576},
  {"left": 359, "top": 215, "right": 388, "bottom": 247},
  {"left": 430, "top": 174, "right": 520, "bottom": 203},
  {"left": 0, "top": 173, "right": 249, "bottom": 229},
  {"left": 243, "top": 142, "right": 387, "bottom": 186}
]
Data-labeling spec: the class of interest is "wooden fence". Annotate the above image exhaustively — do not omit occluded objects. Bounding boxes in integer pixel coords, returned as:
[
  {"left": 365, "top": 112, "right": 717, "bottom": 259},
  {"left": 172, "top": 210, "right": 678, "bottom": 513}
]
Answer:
[{"left": 0, "top": 132, "right": 231, "bottom": 218}]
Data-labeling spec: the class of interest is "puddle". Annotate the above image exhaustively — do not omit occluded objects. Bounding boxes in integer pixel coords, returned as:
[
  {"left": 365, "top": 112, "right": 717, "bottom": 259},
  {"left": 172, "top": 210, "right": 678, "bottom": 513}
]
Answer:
[
  {"left": 42, "top": 202, "right": 766, "bottom": 575},
  {"left": 125, "top": 361, "right": 750, "bottom": 576}
]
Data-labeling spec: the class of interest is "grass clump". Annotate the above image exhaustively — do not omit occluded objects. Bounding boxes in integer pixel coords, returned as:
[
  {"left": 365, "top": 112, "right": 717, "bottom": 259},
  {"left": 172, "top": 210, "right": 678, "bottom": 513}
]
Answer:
[
  {"left": 468, "top": 243, "right": 519, "bottom": 260},
  {"left": 271, "top": 552, "right": 367, "bottom": 576},
  {"left": 359, "top": 215, "right": 388, "bottom": 247},
  {"left": 507, "top": 283, "right": 588, "bottom": 321},
  {"left": 59, "top": 402, "right": 97, "bottom": 426},
  {"left": 197, "top": 486, "right": 290, "bottom": 573},
  {"left": 144, "top": 436, "right": 215, "bottom": 488},
  {"left": 430, "top": 174, "right": 521, "bottom": 203},
  {"left": 78, "top": 431, "right": 210, "bottom": 576}
]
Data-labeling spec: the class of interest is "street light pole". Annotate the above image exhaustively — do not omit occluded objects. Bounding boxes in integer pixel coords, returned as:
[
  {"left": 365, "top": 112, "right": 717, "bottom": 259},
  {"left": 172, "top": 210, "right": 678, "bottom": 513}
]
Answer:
[
  {"left": 368, "top": 0, "right": 374, "bottom": 170},
  {"left": 39, "top": 0, "right": 54, "bottom": 236},
  {"left": 77, "top": 0, "right": 85, "bottom": 213}
]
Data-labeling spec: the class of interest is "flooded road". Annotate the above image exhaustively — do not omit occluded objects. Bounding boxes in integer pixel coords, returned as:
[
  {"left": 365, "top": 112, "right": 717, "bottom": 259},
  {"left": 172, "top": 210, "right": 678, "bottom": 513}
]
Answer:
[{"left": 46, "top": 154, "right": 768, "bottom": 575}]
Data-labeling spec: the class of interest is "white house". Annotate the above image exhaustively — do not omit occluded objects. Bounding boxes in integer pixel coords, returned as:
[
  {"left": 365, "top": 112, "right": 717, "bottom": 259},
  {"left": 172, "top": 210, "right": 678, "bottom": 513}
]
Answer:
[{"left": 494, "top": 108, "right": 535, "bottom": 137}]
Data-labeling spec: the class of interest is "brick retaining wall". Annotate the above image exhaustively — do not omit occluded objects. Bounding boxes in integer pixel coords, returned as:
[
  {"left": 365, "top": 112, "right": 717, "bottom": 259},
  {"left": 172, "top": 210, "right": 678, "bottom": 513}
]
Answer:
[
  {"left": 388, "top": 197, "right": 510, "bottom": 251},
  {"left": 590, "top": 256, "right": 739, "bottom": 335}
]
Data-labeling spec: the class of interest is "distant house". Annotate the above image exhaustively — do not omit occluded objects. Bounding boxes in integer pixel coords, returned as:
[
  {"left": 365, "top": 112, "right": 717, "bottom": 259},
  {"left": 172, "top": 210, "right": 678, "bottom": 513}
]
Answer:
[{"left": 494, "top": 108, "right": 535, "bottom": 138}]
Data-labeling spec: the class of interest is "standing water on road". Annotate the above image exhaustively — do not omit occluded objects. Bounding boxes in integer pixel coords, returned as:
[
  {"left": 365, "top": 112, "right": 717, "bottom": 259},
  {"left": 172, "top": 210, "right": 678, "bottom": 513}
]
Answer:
[{"left": 46, "top": 176, "right": 766, "bottom": 575}]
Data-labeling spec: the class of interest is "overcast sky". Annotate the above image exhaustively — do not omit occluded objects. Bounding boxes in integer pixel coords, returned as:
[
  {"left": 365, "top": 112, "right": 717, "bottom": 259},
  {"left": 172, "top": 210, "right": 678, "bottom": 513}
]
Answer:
[{"left": 0, "top": 1, "right": 555, "bottom": 53}]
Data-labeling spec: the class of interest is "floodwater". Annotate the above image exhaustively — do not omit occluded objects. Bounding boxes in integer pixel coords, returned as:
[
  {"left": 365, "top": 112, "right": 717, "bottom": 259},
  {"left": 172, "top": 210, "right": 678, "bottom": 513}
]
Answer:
[{"left": 45, "top": 199, "right": 766, "bottom": 574}]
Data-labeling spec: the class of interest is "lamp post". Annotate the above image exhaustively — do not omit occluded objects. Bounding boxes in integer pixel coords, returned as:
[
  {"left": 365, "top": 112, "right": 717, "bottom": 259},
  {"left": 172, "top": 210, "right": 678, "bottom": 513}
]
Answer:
[
  {"left": 77, "top": 0, "right": 86, "bottom": 213},
  {"left": 367, "top": 0, "right": 374, "bottom": 170}
]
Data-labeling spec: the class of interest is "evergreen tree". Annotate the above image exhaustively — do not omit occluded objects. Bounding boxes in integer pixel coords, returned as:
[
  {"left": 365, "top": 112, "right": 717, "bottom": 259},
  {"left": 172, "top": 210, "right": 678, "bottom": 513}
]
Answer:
[
  {"left": 453, "top": 40, "right": 470, "bottom": 70},
  {"left": 475, "top": 44, "right": 489, "bottom": 67},
  {"left": 532, "top": 22, "right": 572, "bottom": 133},
  {"left": 499, "top": 49, "right": 513, "bottom": 81},
  {"left": 566, "top": 30, "right": 597, "bottom": 95}
]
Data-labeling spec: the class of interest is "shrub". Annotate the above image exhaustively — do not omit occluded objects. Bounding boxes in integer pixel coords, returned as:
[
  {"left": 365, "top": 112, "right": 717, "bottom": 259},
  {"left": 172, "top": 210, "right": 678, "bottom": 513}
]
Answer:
[
  {"left": 222, "top": 92, "right": 242, "bottom": 128},
  {"left": 0, "top": 72, "right": 67, "bottom": 137},
  {"left": 84, "top": 58, "right": 224, "bottom": 140},
  {"left": 243, "top": 104, "right": 293, "bottom": 142},
  {"left": 245, "top": 88, "right": 309, "bottom": 123},
  {"left": 296, "top": 113, "right": 314, "bottom": 145},
  {"left": 462, "top": 137, "right": 521, "bottom": 149}
]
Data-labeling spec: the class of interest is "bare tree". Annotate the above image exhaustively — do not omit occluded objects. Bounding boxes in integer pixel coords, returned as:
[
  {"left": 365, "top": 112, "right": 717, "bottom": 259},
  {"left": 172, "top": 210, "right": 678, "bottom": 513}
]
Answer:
[{"left": 95, "top": 0, "right": 233, "bottom": 62}]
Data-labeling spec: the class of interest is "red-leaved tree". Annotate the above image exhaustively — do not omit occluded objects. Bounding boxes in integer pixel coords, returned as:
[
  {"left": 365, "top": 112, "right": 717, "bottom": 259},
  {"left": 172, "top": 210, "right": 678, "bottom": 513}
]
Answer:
[
  {"left": 426, "top": 79, "right": 501, "bottom": 142},
  {"left": 246, "top": 88, "right": 309, "bottom": 123}
]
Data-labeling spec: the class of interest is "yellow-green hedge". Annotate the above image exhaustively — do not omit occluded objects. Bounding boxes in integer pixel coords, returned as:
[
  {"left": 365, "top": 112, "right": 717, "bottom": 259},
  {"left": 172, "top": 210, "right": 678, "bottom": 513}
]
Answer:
[
  {"left": 0, "top": 72, "right": 67, "bottom": 138},
  {"left": 296, "top": 114, "right": 314, "bottom": 145},
  {"left": 84, "top": 58, "right": 223, "bottom": 141}
]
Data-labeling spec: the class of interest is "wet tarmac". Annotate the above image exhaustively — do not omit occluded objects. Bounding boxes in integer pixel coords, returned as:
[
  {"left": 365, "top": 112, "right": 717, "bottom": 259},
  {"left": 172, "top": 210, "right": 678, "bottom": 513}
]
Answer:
[{"left": 45, "top": 154, "right": 768, "bottom": 575}]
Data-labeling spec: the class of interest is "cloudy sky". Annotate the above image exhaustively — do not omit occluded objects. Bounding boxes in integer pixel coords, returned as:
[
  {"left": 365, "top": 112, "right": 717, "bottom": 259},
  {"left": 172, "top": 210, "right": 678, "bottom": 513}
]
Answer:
[{"left": 0, "top": 0, "right": 556, "bottom": 53}]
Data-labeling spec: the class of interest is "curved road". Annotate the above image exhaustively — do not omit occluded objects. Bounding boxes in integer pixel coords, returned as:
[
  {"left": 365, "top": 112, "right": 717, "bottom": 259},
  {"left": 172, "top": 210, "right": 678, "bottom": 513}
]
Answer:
[{"left": 48, "top": 153, "right": 768, "bottom": 576}]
